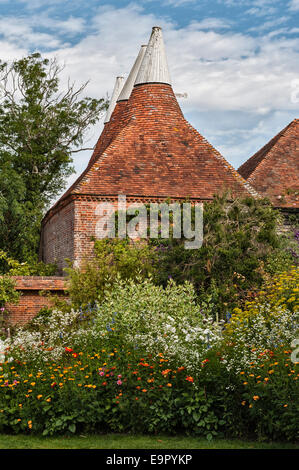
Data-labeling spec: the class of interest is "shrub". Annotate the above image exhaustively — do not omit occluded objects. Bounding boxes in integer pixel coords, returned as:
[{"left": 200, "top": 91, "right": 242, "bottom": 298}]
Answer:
[
  {"left": 64, "top": 238, "right": 156, "bottom": 309},
  {"left": 151, "top": 194, "right": 291, "bottom": 317},
  {"left": 93, "top": 277, "right": 223, "bottom": 373},
  {"left": 0, "top": 250, "right": 56, "bottom": 276}
]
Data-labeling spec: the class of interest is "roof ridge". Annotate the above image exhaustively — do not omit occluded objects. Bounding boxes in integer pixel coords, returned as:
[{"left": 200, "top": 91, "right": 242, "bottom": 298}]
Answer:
[
  {"left": 246, "top": 119, "right": 298, "bottom": 184},
  {"left": 238, "top": 119, "right": 298, "bottom": 180}
]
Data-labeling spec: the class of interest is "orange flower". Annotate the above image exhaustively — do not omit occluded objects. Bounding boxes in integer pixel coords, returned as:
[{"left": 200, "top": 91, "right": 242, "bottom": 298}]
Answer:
[
  {"left": 253, "top": 395, "right": 260, "bottom": 401},
  {"left": 186, "top": 376, "right": 194, "bottom": 383},
  {"left": 177, "top": 367, "right": 185, "bottom": 372},
  {"left": 161, "top": 369, "right": 171, "bottom": 376},
  {"left": 141, "top": 389, "right": 147, "bottom": 393},
  {"left": 102, "top": 382, "right": 107, "bottom": 386},
  {"left": 166, "top": 383, "right": 172, "bottom": 387}
]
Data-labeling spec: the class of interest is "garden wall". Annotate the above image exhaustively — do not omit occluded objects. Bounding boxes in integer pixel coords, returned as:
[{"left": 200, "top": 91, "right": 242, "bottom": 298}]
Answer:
[{"left": 5, "top": 276, "right": 68, "bottom": 325}]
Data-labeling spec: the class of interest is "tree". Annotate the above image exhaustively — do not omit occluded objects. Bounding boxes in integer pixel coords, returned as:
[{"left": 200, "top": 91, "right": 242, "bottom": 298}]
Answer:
[{"left": 0, "top": 52, "right": 108, "bottom": 262}]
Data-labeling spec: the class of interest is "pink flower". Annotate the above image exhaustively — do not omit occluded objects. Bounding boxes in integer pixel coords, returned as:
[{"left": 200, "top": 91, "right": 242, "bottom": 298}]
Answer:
[
  {"left": 117, "top": 379, "right": 122, "bottom": 386},
  {"left": 99, "top": 371, "right": 105, "bottom": 377},
  {"left": 117, "top": 374, "right": 122, "bottom": 379}
]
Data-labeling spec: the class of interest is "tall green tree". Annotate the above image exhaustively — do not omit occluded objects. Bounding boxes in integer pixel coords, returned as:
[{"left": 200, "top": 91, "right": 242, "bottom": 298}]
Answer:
[{"left": 0, "top": 52, "right": 108, "bottom": 262}]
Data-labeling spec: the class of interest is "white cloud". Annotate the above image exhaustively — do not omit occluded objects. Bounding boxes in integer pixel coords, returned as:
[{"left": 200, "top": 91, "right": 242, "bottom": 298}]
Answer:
[
  {"left": 162, "top": 0, "right": 198, "bottom": 6},
  {"left": 289, "top": 0, "right": 299, "bottom": 11},
  {"left": 0, "top": 2, "right": 298, "bottom": 179},
  {"left": 248, "top": 16, "right": 290, "bottom": 32},
  {"left": 33, "top": 14, "right": 86, "bottom": 35},
  {"left": 0, "top": 17, "right": 63, "bottom": 49},
  {"left": 0, "top": 40, "right": 27, "bottom": 61},
  {"left": 189, "top": 18, "right": 233, "bottom": 30},
  {"left": 18, "top": 0, "right": 66, "bottom": 8}
]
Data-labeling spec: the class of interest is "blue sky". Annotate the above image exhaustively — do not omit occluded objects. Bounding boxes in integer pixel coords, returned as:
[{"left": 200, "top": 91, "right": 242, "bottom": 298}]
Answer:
[{"left": 0, "top": 0, "right": 298, "bottom": 197}]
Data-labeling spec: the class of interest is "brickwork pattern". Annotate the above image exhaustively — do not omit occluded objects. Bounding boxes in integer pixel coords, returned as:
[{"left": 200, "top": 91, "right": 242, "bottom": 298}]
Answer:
[
  {"left": 4, "top": 276, "right": 67, "bottom": 325},
  {"left": 238, "top": 119, "right": 299, "bottom": 208}
]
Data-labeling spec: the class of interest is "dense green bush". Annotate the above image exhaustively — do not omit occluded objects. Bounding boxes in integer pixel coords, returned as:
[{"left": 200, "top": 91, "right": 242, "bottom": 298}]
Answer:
[
  {"left": 64, "top": 238, "right": 156, "bottom": 309},
  {"left": 150, "top": 194, "right": 293, "bottom": 317}
]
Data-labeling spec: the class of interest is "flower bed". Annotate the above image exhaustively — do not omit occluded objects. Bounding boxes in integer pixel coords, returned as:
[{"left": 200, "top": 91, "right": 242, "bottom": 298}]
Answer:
[{"left": 0, "top": 269, "right": 298, "bottom": 441}]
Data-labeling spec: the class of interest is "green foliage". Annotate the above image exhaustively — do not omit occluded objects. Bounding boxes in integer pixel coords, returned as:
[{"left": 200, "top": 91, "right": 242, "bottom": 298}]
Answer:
[
  {"left": 0, "top": 275, "right": 19, "bottom": 308},
  {"left": 0, "top": 250, "right": 56, "bottom": 326},
  {"left": 150, "top": 193, "right": 288, "bottom": 317},
  {"left": 64, "top": 238, "right": 156, "bottom": 309},
  {"left": 0, "top": 52, "right": 108, "bottom": 262},
  {"left": 0, "top": 269, "right": 298, "bottom": 441}
]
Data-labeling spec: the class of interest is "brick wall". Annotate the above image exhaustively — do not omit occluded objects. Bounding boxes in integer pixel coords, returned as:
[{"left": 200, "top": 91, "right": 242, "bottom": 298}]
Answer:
[
  {"left": 4, "top": 276, "right": 68, "bottom": 325},
  {"left": 40, "top": 200, "right": 75, "bottom": 274}
]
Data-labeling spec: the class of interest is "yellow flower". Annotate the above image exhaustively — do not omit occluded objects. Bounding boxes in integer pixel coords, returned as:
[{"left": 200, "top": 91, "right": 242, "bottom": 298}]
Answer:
[
  {"left": 37, "top": 395, "right": 43, "bottom": 399},
  {"left": 46, "top": 398, "right": 51, "bottom": 402}
]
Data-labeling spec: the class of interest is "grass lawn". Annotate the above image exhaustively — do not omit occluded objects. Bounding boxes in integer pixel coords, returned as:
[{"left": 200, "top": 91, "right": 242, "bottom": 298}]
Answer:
[{"left": 0, "top": 433, "right": 298, "bottom": 449}]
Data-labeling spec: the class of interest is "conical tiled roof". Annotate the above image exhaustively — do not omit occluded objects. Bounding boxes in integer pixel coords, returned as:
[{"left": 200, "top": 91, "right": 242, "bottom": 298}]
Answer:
[
  {"left": 87, "top": 46, "right": 146, "bottom": 168},
  {"left": 238, "top": 119, "right": 299, "bottom": 208},
  {"left": 47, "top": 27, "right": 258, "bottom": 219}
]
